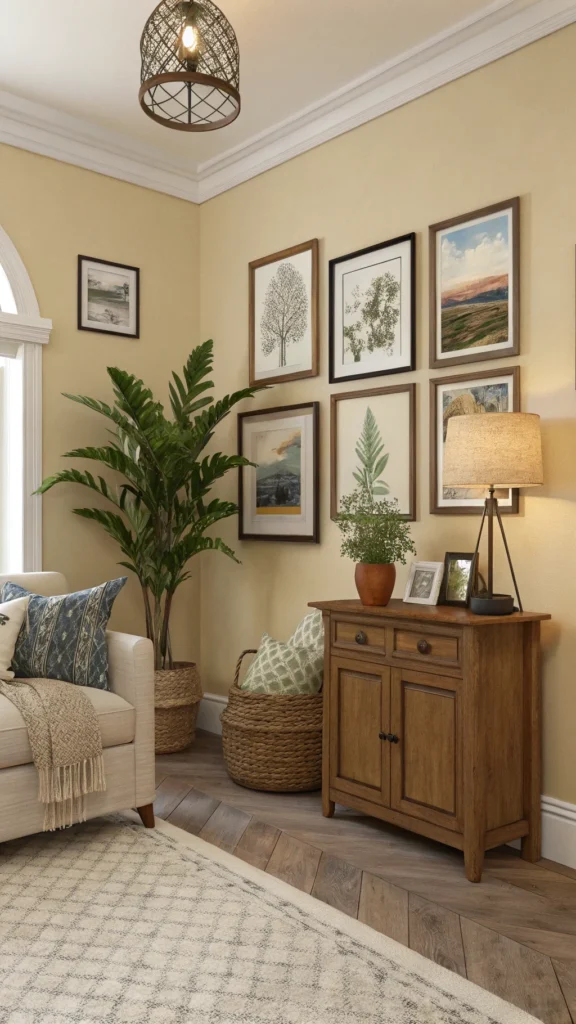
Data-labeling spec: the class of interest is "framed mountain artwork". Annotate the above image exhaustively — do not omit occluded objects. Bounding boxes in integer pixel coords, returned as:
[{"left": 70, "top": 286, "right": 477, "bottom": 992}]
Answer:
[
  {"left": 249, "top": 240, "right": 319, "bottom": 386},
  {"left": 329, "top": 233, "right": 415, "bottom": 383},
  {"left": 330, "top": 384, "right": 416, "bottom": 519},
  {"left": 429, "top": 197, "right": 519, "bottom": 368},
  {"left": 238, "top": 403, "right": 319, "bottom": 543}
]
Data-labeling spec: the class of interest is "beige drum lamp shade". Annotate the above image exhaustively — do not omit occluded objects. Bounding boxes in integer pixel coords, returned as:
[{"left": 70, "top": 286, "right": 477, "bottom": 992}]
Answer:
[{"left": 444, "top": 413, "right": 543, "bottom": 490}]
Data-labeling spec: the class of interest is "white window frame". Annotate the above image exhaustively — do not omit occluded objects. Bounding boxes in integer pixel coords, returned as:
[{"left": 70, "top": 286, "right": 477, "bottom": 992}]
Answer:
[{"left": 0, "top": 225, "right": 51, "bottom": 571}]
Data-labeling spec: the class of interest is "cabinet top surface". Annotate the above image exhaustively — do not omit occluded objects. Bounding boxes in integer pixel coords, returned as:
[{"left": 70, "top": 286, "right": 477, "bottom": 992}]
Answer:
[{"left": 308, "top": 598, "right": 550, "bottom": 626}]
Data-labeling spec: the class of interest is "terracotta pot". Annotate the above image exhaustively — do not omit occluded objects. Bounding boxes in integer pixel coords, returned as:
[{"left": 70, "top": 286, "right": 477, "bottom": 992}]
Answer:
[{"left": 354, "top": 563, "right": 396, "bottom": 607}]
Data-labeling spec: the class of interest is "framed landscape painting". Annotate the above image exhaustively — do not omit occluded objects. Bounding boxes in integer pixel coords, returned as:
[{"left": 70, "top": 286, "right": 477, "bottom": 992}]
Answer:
[
  {"left": 330, "top": 384, "right": 416, "bottom": 519},
  {"left": 430, "top": 366, "right": 520, "bottom": 515},
  {"left": 249, "top": 240, "right": 319, "bottom": 386},
  {"left": 329, "top": 233, "right": 415, "bottom": 383},
  {"left": 238, "top": 403, "right": 319, "bottom": 543},
  {"left": 78, "top": 256, "right": 139, "bottom": 338},
  {"left": 429, "top": 198, "right": 519, "bottom": 368}
]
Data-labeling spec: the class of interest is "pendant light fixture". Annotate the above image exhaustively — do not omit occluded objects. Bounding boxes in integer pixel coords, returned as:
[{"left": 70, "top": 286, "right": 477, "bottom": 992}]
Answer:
[{"left": 139, "top": 1, "right": 240, "bottom": 132}]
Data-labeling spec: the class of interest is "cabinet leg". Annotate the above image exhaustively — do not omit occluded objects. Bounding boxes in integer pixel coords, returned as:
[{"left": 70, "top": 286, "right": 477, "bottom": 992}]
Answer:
[
  {"left": 322, "top": 794, "right": 335, "bottom": 818},
  {"left": 521, "top": 830, "right": 541, "bottom": 863},
  {"left": 464, "top": 843, "right": 484, "bottom": 883}
]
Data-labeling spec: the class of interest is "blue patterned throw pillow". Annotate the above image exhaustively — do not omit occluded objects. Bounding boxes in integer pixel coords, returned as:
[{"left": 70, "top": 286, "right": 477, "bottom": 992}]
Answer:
[{"left": 0, "top": 578, "right": 127, "bottom": 690}]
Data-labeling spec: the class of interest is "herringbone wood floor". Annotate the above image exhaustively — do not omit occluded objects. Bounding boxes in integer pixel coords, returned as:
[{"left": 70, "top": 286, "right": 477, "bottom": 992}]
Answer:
[{"left": 156, "top": 731, "right": 576, "bottom": 1024}]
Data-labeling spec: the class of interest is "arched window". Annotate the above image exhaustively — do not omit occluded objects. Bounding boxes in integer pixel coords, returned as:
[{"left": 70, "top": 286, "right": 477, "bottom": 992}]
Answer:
[{"left": 0, "top": 226, "right": 51, "bottom": 573}]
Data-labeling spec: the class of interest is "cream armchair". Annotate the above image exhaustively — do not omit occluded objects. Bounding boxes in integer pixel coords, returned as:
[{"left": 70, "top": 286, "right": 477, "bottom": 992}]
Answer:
[{"left": 0, "top": 572, "right": 155, "bottom": 843}]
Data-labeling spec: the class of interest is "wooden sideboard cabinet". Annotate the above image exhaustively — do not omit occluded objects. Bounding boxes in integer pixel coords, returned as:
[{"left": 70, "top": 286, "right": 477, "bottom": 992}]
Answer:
[{"left": 309, "top": 599, "right": 550, "bottom": 882}]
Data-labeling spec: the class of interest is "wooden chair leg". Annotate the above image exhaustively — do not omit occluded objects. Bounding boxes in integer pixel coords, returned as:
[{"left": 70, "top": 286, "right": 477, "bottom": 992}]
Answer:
[{"left": 137, "top": 804, "right": 155, "bottom": 828}]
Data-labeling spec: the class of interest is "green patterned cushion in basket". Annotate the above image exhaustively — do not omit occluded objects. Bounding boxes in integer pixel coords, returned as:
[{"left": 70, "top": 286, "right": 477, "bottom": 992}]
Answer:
[
  {"left": 241, "top": 633, "right": 323, "bottom": 696},
  {"left": 288, "top": 609, "right": 324, "bottom": 653}
]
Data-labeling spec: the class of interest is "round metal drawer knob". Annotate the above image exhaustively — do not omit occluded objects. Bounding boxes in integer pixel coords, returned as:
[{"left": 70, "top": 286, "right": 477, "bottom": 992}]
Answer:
[
  {"left": 355, "top": 631, "right": 368, "bottom": 645},
  {"left": 417, "top": 639, "right": 431, "bottom": 655}
]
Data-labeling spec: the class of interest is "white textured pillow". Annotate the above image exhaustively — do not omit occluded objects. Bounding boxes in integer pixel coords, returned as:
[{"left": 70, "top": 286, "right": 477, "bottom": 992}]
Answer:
[{"left": 0, "top": 597, "right": 29, "bottom": 680}]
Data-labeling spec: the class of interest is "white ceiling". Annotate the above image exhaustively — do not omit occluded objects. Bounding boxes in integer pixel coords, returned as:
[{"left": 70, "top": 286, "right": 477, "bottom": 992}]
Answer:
[{"left": 0, "top": 0, "right": 573, "bottom": 199}]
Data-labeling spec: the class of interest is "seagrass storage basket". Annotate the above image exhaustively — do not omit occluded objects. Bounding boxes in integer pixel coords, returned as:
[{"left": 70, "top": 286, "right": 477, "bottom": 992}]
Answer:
[
  {"left": 221, "top": 650, "right": 323, "bottom": 792},
  {"left": 154, "top": 662, "right": 202, "bottom": 754}
]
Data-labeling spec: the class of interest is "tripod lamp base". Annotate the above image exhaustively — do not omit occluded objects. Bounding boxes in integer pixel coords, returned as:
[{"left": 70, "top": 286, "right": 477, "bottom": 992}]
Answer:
[{"left": 470, "top": 593, "right": 515, "bottom": 616}]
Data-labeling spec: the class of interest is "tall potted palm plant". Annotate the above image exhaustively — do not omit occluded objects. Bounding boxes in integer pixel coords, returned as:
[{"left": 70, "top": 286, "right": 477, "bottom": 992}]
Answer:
[{"left": 38, "top": 339, "right": 262, "bottom": 751}]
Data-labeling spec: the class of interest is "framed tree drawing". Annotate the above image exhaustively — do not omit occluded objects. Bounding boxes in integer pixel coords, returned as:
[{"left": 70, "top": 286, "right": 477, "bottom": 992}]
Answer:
[
  {"left": 429, "top": 197, "right": 519, "bottom": 369},
  {"left": 329, "top": 233, "right": 415, "bottom": 384},
  {"left": 330, "top": 384, "right": 416, "bottom": 520},
  {"left": 78, "top": 256, "right": 140, "bottom": 338},
  {"left": 249, "top": 240, "right": 319, "bottom": 386},
  {"left": 430, "top": 366, "right": 520, "bottom": 515},
  {"left": 238, "top": 402, "right": 319, "bottom": 543}
]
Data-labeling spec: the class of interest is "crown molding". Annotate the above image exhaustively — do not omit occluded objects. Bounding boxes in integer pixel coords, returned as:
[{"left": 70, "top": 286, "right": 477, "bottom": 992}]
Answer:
[{"left": 0, "top": 0, "right": 574, "bottom": 205}]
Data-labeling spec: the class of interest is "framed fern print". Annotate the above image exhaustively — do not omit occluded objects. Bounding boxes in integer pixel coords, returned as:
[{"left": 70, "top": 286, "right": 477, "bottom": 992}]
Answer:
[{"left": 330, "top": 384, "right": 416, "bottom": 519}]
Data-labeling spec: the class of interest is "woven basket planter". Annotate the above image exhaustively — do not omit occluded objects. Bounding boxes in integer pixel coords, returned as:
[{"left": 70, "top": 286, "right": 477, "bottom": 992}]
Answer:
[
  {"left": 154, "top": 662, "right": 202, "bottom": 754},
  {"left": 221, "top": 650, "right": 323, "bottom": 792}
]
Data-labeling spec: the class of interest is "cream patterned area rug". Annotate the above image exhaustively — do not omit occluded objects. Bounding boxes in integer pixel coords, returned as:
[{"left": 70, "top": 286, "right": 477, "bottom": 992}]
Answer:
[{"left": 0, "top": 815, "right": 540, "bottom": 1024}]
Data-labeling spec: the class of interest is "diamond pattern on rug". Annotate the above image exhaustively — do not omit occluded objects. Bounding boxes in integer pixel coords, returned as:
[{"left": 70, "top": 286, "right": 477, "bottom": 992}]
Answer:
[{"left": 0, "top": 819, "right": 519, "bottom": 1023}]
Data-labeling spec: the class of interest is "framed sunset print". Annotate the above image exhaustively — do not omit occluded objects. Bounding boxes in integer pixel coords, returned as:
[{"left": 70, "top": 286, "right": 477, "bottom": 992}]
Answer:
[
  {"left": 238, "top": 403, "right": 319, "bottom": 543},
  {"left": 429, "top": 198, "right": 519, "bottom": 368},
  {"left": 329, "top": 233, "right": 415, "bottom": 383},
  {"left": 249, "top": 240, "right": 319, "bottom": 386},
  {"left": 430, "top": 366, "right": 520, "bottom": 515},
  {"left": 331, "top": 384, "right": 416, "bottom": 519}
]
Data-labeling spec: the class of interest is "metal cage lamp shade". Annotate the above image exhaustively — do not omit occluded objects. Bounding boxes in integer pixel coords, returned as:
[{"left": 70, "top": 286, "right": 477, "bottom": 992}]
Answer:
[
  {"left": 139, "top": 1, "right": 240, "bottom": 132},
  {"left": 443, "top": 413, "right": 543, "bottom": 615}
]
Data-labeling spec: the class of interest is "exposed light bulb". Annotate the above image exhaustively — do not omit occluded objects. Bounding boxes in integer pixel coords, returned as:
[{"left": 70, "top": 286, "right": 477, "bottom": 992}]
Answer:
[{"left": 182, "top": 24, "right": 199, "bottom": 52}]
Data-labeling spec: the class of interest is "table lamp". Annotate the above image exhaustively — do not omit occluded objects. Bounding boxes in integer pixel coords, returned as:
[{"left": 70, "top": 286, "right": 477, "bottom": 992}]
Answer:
[{"left": 443, "top": 412, "right": 543, "bottom": 615}]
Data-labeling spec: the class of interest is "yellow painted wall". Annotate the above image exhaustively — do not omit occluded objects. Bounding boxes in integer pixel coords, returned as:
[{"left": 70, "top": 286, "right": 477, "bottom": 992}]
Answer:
[
  {"left": 199, "top": 26, "right": 576, "bottom": 804},
  {"left": 0, "top": 146, "right": 201, "bottom": 660}
]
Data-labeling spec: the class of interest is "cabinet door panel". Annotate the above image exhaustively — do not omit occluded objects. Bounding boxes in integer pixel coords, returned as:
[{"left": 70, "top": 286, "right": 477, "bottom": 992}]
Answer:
[
  {"left": 391, "top": 669, "right": 461, "bottom": 831},
  {"left": 330, "top": 657, "right": 390, "bottom": 806}
]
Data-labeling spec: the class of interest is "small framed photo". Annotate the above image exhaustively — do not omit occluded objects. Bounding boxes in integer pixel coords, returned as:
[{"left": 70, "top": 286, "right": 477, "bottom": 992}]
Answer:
[
  {"left": 329, "top": 233, "right": 415, "bottom": 383},
  {"left": 440, "top": 552, "right": 478, "bottom": 607},
  {"left": 238, "top": 402, "right": 319, "bottom": 543},
  {"left": 249, "top": 239, "right": 319, "bottom": 386},
  {"left": 429, "top": 197, "right": 519, "bottom": 369},
  {"left": 78, "top": 256, "right": 140, "bottom": 338},
  {"left": 404, "top": 562, "right": 444, "bottom": 606}
]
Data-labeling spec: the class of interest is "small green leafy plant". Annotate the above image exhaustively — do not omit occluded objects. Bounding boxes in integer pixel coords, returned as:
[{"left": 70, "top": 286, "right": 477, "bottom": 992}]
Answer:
[
  {"left": 353, "top": 407, "right": 389, "bottom": 496},
  {"left": 333, "top": 489, "right": 416, "bottom": 565}
]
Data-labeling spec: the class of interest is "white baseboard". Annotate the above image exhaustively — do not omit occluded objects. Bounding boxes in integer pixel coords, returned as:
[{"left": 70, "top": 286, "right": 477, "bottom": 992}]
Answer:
[
  {"left": 196, "top": 694, "right": 576, "bottom": 870},
  {"left": 197, "top": 692, "right": 227, "bottom": 736}
]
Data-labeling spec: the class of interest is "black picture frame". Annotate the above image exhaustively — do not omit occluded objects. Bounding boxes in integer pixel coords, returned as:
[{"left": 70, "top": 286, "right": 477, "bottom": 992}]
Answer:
[
  {"left": 329, "top": 232, "right": 416, "bottom": 384},
  {"left": 238, "top": 402, "right": 320, "bottom": 543},
  {"left": 439, "top": 551, "right": 478, "bottom": 607},
  {"left": 78, "top": 255, "right": 140, "bottom": 339}
]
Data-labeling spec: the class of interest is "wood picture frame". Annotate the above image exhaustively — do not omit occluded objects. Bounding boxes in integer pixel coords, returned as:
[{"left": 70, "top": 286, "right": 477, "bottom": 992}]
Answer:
[
  {"left": 439, "top": 551, "right": 478, "bottom": 607},
  {"left": 329, "top": 233, "right": 416, "bottom": 384},
  {"left": 78, "top": 255, "right": 140, "bottom": 338},
  {"left": 249, "top": 239, "right": 319, "bottom": 386},
  {"left": 330, "top": 383, "right": 416, "bottom": 520},
  {"left": 430, "top": 365, "right": 520, "bottom": 516},
  {"left": 429, "top": 197, "right": 520, "bottom": 369},
  {"left": 238, "top": 401, "right": 319, "bottom": 543}
]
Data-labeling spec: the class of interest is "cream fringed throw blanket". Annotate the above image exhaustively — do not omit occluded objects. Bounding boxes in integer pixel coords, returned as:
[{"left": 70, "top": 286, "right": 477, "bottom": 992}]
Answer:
[{"left": 0, "top": 677, "right": 106, "bottom": 829}]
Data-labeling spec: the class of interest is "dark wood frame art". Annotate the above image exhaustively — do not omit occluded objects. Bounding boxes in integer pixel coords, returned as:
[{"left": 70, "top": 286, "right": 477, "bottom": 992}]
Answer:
[
  {"left": 329, "top": 233, "right": 416, "bottom": 384},
  {"left": 238, "top": 401, "right": 320, "bottom": 543},
  {"left": 429, "top": 197, "right": 520, "bottom": 370},
  {"left": 429, "top": 365, "right": 520, "bottom": 516},
  {"left": 330, "top": 383, "right": 416, "bottom": 520},
  {"left": 439, "top": 551, "right": 479, "bottom": 607},
  {"left": 78, "top": 255, "right": 140, "bottom": 339},
  {"left": 248, "top": 239, "right": 319, "bottom": 387}
]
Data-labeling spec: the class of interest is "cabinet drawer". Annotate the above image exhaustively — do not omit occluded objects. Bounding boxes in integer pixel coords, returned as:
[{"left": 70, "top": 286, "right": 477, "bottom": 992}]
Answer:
[
  {"left": 333, "top": 618, "right": 386, "bottom": 654},
  {"left": 392, "top": 628, "right": 460, "bottom": 668}
]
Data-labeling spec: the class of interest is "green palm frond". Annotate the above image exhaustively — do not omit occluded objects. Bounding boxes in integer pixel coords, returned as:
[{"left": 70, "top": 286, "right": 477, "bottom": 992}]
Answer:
[{"left": 353, "top": 407, "right": 390, "bottom": 496}]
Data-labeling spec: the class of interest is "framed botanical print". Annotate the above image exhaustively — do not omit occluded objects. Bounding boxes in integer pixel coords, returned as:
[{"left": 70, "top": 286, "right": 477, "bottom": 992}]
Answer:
[
  {"left": 404, "top": 562, "right": 444, "bottom": 606},
  {"left": 430, "top": 366, "right": 520, "bottom": 515},
  {"left": 249, "top": 239, "right": 319, "bottom": 386},
  {"left": 329, "top": 233, "right": 415, "bottom": 383},
  {"left": 238, "top": 402, "right": 319, "bottom": 543},
  {"left": 429, "top": 197, "right": 519, "bottom": 369},
  {"left": 78, "top": 256, "right": 140, "bottom": 338},
  {"left": 330, "top": 383, "right": 416, "bottom": 519}
]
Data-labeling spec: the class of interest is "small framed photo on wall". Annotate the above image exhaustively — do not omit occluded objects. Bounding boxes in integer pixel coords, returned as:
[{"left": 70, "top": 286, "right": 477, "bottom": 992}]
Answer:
[
  {"left": 404, "top": 562, "right": 444, "bottom": 606},
  {"left": 329, "top": 233, "right": 415, "bottom": 383},
  {"left": 238, "top": 402, "right": 319, "bottom": 543},
  {"left": 330, "top": 383, "right": 416, "bottom": 519},
  {"left": 429, "top": 197, "right": 519, "bottom": 369},
  {"left": 439, "top": 552, "right": 478, "bottom": 607},
  {"left": 430, "top": 366, "right": 520, "bottom": 515},
  {"left": 78, "top": 256, "right": 140, "bottom": 338},
  {"left": 249, "top": 239, "right": 319, "bottom": 386}
]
